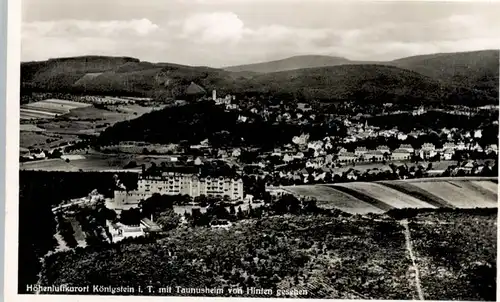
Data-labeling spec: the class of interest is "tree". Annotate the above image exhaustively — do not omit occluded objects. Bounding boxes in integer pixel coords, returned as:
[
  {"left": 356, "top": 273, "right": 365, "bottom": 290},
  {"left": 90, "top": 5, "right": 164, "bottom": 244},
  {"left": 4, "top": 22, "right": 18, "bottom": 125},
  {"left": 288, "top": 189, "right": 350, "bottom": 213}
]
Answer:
[
  {"left": 155, "top": 210, "right": 181, "bottom": 231},
  {"left": 119, "top": 208, "right": 142, "bottom": 226}
]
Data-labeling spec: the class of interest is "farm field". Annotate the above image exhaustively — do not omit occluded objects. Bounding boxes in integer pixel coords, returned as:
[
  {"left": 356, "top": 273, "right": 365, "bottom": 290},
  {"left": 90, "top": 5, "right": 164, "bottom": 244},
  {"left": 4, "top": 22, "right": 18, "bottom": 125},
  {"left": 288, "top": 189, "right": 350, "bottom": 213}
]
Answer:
[
  {"left": 282, "top": 177, "right": 497, "bottom": 214},
  {"left": 410, "top": 181, "right": 497, "bottom": 208},
  {"left": 333, "top": 182, "right": 434, "bottom": 209},
  {"left": 20, "top": 99, "right": 91, "bottom": 120},
  {"left": 19, "top": 153, "right": 151, "bottom": 172},
  {"left": 283, "top": 185, "right": 384, "bottom": 214},
  {"left": 20, "top": 103, "right": 164, "bottom": 149},
  {"left": 378, "top": 181, "right": 453, "bottom": 208},
  {"left": 20, "top": 132, "right": 79, "bottom": 150}
]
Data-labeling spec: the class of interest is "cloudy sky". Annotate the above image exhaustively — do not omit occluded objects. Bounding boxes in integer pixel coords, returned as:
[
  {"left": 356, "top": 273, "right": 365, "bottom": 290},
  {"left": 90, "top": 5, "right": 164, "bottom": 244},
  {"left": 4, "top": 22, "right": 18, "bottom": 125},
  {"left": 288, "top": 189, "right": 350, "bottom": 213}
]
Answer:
[{"left": 21, "top": 0, "right": 500, "bottom": 67}]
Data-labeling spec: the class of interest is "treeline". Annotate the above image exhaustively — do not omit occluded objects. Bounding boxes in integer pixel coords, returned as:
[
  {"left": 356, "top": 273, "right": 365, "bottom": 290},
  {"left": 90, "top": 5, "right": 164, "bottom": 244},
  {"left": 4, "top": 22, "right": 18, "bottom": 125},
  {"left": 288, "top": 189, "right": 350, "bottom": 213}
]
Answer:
[
  {"left": 368, "top": 111, "right": 499, "bottom": 134},
  {"left": 18, "top": 171, "right": 138, "bottom": 293},
  {"left": 96, "top": 102, "right": 343, "bottom": 150}
]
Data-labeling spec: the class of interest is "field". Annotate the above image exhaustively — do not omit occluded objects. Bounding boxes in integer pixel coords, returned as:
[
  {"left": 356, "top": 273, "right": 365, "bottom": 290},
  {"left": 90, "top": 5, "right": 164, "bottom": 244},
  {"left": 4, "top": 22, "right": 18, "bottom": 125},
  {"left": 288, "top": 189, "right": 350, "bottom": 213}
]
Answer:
[
  {"left": 283, "top": 185, "right": 384, "bottom": 214},
  {"left": 333, "top": 182, "right": 434, "bottom": 209},
  {"left": 19, "top": 132, "right": 80, "bottom": 150},
  {"left": 19, "top": 153, "right": 180, "bottom": 172},
  {"left": 283, "top": 177, "right": 498, "bottom": 214},
  {"left": 20, "top": 102, "right": 165, "bottom": 150},
  {"left": 20, "top": 99, "right": 91, "bottom": 120},
  {"left": 410, "top": 180, "right": 497, "bottom": 208}
]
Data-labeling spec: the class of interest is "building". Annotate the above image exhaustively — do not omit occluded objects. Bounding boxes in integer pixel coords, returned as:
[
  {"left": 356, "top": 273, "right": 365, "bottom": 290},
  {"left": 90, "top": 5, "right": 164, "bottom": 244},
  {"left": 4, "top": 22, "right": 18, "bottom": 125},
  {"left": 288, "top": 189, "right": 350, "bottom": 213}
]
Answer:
[
  {"left": 486, "top": 144, "right": 498, "bottom": 154},
  {"left": 376, "top": 145, "right": 390, "bottom": 154},
  {"left": 337, "top": 152, "right": 358, "bottom": 163},
  {"left": 399, "top": 144, "right": 414, "bottom": 154},
  {"left": 421, "top": 143, "right": 436, "bottom": 151},
  {"left": 355, "top": 147, "right": 368, "bottom": 156},
  {"left": 107, "top": 220, "right": 145, "bottom": 243},
  {"left": 443, "top": 142, "right": 457, "bottom": 150},
  {"left": 114, "top": 172, "right": 244, "bottom": 207},
  {"left": 391, "top": 149, "right": 411, "bottom": 161},
  {"left": 364, "top": 151, "right": 385, "bottom": 162},
  {"left": 212, "top": 89, "right": 217, "bottom": 101},
  {"left": 442, "top": 149, "right": 455, "bottom": 160}
]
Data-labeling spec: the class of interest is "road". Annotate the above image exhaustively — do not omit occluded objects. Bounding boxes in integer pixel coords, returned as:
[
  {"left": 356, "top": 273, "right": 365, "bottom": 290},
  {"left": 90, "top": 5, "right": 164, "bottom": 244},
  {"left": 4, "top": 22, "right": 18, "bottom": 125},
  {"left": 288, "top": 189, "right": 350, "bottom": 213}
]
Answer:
[{"left": 401, "top": 219, "right": 424, "bottom": 300}]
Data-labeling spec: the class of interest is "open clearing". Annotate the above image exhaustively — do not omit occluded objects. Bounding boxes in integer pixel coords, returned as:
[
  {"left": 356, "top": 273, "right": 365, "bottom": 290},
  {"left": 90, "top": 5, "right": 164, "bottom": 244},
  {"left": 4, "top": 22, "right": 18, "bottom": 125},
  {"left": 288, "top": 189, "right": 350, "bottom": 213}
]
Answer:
[
  {"left": 283, "top": 185, "right": 384, "bottom": 214},
  {"left": 282, "top": 177, "right": 497, "bottom": 214},
  {"left": 410, "top": 181, "right": 497, "bottom": 208},
  {"left": 20, "top": 99, "right": 91, "bottom": 120},
  {"left": 333, "top": 182, "right": 434, "bottom": 209}
]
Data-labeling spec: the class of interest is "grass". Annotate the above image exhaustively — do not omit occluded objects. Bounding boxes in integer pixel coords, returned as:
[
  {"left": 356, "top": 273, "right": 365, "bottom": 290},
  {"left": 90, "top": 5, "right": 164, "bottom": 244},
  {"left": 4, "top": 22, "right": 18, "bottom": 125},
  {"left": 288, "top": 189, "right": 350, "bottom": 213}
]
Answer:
[
  {"left": 283, "top": 185, "right": 384, "bottom": 214},
  {"left": 333, "top": 182, "right": 434, "bottom": 209},
  {"left": 410, "top": 181, "right": 497, "bottom": 208},
  {"left": 19, "top": 132, "right": 79, "bottom": 150},
  {"left": 378, "top": 181, "right": 453, "bottom": 208}
]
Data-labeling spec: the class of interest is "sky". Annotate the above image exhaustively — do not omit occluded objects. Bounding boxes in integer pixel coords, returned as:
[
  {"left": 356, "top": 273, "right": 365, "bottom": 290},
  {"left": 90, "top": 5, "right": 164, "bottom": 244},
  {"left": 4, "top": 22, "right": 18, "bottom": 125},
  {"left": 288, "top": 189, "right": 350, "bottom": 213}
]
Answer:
[{"left": 21, "top": 0, "right": 500, "bottom": 67}]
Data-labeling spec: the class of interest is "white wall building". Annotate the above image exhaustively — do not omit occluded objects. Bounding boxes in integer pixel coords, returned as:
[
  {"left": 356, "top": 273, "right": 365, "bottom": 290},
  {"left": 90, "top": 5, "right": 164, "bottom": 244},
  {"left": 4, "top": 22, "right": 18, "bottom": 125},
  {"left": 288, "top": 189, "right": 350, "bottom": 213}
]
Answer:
[{"left": 114, "top": 172, "right": 244, "bottom": 207}]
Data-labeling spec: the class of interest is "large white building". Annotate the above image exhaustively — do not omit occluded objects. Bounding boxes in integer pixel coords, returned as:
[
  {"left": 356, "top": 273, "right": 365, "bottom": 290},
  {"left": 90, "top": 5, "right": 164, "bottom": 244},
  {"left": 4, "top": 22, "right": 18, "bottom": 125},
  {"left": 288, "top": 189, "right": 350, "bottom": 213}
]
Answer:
[{"left": 114, "top": 172, "right": 244, "bottom": 207}]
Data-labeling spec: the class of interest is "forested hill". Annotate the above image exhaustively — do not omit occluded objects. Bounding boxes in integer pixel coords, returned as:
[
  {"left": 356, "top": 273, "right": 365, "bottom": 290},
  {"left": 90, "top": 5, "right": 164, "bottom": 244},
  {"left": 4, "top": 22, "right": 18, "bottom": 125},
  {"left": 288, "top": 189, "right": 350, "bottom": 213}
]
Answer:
[
  {"left": 96, "top": 101, "right": 346, "bottom": 149},
  {"left": 390, "top": 50, "right": 499, "bottom": 99},
  {"left": 233, "top": 64, "right": 495, "bottom": 105},
  {"left": 21, "top": 50, "right": 499, "bottom": 105}
]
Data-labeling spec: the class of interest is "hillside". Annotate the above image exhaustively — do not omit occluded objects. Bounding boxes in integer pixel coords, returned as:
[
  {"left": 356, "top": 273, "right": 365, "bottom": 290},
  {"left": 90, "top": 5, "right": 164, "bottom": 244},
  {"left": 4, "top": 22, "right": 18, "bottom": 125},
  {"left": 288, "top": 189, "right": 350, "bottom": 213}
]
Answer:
[
  {"left": 21, "top": 51, "right": 498, "bottom": 105},
  {"left": 21, "top": 56, "right": 237, "bottom": 99},
  {"left": 237, "top": 64, "right": 494, "bottom": 105},
  {"left": 224, "top": 55, "right": 356, "bottom": 73},
  {"left": 390, "top": 50, "right": 499, "bottom": 98},
  {"left": 224, "top": 50, "right": 499, "bottom": 99},
  {"left": 283, "top": 177, "right": 498, "bottom": 214}
]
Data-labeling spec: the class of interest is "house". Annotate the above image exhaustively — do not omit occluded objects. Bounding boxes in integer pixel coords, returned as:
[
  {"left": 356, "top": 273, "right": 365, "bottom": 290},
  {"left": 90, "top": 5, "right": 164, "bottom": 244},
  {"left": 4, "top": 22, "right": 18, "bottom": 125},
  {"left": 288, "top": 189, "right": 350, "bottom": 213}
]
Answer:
[
  {"left": 399, "top": 144, "right": 414, "bottom": 154},
  {"left": 338, "top": 152, "right": 357, "bottom": 163},
  {"left": 376, "top": 145, "right": 390, "bottom": 154},
  {"left": 391, "top": 149, "right": 411, "bottom": 161},
  {"left": 474, "top": 129, "right": 483, "bottom": 138},
  {"left": 471, "top": 143, "right": 483, "bottom": 152},
  {"left": 210, "top": 219, "right": 232, "bottom": 229},
  {"left": 355, "top": 147, "right": 368, "bottom": 156},
  {"left": 421, "top": 143, "right": 436, "bottom": 151},
  {"left": 283, "top": 154, "right": 293, "bottom": 162},
  {"left": 346, "top": 171, "right": 358, "bottom": 180},
  {"left": 33, "top": 150, "right": 47, "bottom": 159},
  {"left": 456, "top": 142, "right": 466, "bottom": 150},
  {"left": 364, "top": 150, "right": 385, "bottom": 162},
  {"left": 237, "top": 115, "right": 248, "bottom": 123},
  {"left": 307, "top": 141, "right": 324, "bottom": 151},
  {"left": 337, "top": 147, "right": 348, "bottom": 155},
  {"left": 292, "top": 134, "right": 309, "bottom": 145},
  {"left": 442, "top": 149, "right": 455, "bottom": 160},
  {"left": 443, "top": 142, "right": 457, "bottom": 150},
  {"left": 194, "top": 157, "right": 203, "bottom": 166},
  {"left": 397, "top": 133, "right": 408, "bottom": 140},
  {"left": 293, "top": 152, "right": 305, "bottom": 160},
  {"left": 231, "top": 148, "right": 241, "bottom": 157},
  {"left": 486, "top": 144, "right": 498, "bottom": 154},
  {"left": 107, "top": 220, "right": 145, "bottom": 243}
]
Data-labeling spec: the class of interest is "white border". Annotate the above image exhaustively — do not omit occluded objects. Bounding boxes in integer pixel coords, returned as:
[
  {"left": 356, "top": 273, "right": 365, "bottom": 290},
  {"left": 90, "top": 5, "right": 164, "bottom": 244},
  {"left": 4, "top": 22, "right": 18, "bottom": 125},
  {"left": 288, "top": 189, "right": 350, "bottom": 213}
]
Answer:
[{"left": 3, "top": 0, "right": 500, "bottom": 301}]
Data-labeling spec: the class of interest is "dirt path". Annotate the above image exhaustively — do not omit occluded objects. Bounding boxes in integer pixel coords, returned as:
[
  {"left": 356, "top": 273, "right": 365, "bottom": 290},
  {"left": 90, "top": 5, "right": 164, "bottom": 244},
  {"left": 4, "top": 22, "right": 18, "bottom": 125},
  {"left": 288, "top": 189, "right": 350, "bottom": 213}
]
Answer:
[{"left": 401, "top": 219, "right": 424, "bottom": 300}]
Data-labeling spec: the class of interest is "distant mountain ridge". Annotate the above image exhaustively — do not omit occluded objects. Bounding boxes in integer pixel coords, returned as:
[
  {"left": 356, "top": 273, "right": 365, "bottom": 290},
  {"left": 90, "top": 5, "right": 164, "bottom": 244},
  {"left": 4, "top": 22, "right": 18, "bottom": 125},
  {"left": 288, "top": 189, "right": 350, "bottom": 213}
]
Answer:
[
  {"left": 21, "top": 50, "right": 499, "bottom": 105},
  {"left": 224, "top": 55, "right": 359, "bottom": 73}
]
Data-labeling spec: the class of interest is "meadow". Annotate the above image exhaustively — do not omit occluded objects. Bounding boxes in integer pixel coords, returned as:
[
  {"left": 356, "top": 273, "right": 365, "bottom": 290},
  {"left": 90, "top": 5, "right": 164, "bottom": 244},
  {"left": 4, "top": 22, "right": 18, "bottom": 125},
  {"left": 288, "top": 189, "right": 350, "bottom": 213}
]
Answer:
[{"left": 283, "top": 177, "right": 498, "bottom": 214}]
